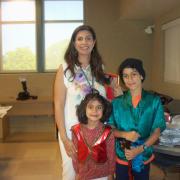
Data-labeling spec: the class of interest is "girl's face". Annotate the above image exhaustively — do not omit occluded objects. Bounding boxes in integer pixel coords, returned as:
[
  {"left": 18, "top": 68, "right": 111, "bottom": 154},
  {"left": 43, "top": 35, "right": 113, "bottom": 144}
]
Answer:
[
  {"left": 86, "top": 99, "right": 103, "bottom": 123},
  {"left": 122, "top": 68, "right": 143, "bottom": 92},
  {"left": 74, "top": 30, "right": 95, "bottom": 56}
]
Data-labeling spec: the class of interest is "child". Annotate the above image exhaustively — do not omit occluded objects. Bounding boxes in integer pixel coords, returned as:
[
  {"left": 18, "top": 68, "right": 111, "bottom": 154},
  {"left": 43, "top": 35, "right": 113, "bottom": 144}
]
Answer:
[
  {"left": 71, "top": 91, "right": 115, "bottom": 180},
  {"left": 108, "top": 58, "right": 166, "bottom": 180}
]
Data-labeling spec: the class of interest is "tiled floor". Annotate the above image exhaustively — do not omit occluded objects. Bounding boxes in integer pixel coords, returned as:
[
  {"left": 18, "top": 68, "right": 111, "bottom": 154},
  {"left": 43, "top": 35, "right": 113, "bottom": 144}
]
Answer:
[
  {"left": 0, "top": 141, "right": 179, "bottom": 180},
  {"left": 0, "top": 142, "right": 61, "bottom": 180}
]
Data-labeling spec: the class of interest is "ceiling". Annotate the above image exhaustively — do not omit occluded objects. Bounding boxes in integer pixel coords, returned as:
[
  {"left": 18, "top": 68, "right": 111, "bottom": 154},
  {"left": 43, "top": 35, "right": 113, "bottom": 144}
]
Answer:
[{"left": 119, "top": 0, "right": 180, "bottom": 22}]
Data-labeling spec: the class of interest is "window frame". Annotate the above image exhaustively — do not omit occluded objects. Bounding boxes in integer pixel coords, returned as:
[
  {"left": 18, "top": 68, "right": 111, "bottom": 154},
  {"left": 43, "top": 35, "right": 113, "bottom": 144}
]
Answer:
[
  {"left": 0, "top": 0, "right": 84, "bottom": 73},
  {"left": 0, "top": 0, "right": 37, "bottom": 73}
]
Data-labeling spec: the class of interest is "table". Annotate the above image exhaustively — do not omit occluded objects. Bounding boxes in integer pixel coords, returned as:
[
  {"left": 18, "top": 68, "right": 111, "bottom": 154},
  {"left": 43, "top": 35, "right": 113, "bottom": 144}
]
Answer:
[
  {"left": 1, "top": 97, "right": 54, "bottom": 116},
  {"left": 0, "top": 115, "right": 9, "bottom": 141},
  {"left": 154, "top": 145, "right": 180, "bottom": 156},
  {"left": 0, "top": 97, "right": 56, "bottom": 141},
  {"left": 153, "top": 145, "right": 180, "bottom": 179}
]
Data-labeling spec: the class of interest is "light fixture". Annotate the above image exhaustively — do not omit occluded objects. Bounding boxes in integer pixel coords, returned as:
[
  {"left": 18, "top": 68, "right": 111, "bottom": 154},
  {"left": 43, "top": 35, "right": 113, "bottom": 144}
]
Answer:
[{"left": 144, "top": 25, "right": 155, "bottom": 34}]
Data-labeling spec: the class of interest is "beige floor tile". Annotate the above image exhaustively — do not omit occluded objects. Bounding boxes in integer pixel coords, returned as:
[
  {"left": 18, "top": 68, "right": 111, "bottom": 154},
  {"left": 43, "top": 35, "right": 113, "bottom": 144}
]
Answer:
[
  {"left": 0, "top": 142, "right": 62, "bottom": 180},
  {"left": 0, "top": 175, "right": 55, "bottom": 180},
  {"left": 23, "top": 149, "right": 58, "bottom": 160}
]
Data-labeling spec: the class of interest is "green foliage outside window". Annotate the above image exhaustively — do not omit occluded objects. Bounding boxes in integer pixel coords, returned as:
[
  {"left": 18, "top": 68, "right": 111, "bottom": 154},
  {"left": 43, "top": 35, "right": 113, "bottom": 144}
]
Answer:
[
  {"left": 3, "top": 48, "right": 36, "bottom": 71},
  {"left": 3, "top": 40, "right": 69, "bottom": 71}
]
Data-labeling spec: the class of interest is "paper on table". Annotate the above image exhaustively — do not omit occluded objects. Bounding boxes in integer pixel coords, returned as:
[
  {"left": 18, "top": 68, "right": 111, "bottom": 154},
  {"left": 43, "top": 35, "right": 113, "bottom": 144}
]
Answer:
[{"left": 0, "top": 106, "right": 12, "bottom": 118}]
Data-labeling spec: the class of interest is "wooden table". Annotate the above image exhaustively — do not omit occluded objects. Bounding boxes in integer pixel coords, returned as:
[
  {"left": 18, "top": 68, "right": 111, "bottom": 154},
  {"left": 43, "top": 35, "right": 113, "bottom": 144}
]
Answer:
[
  {"left": 0, "top": 115, "right": 9, "bottom": 141},
  {"left": 0, "top": 97, "right": 56, "bottom": 141},
  {"left": 1, "top": 97, "right": 54, "bottom": 116}
]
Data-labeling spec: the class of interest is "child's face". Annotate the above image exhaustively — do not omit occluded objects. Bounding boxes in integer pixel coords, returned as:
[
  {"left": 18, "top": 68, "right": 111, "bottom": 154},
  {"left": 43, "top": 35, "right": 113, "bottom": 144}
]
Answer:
[
  {"left": 122, "top": 68, "right": 143, "bottom": 91},
  {"left": 86, "top": 99, "right": 103, "bottom": 123}
]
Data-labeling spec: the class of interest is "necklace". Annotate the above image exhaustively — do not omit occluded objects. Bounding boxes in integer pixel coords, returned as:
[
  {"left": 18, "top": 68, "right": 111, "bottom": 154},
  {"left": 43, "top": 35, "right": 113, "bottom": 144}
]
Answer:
[{"left": 80, "top": 66, "right": 94, "bottom": 90}]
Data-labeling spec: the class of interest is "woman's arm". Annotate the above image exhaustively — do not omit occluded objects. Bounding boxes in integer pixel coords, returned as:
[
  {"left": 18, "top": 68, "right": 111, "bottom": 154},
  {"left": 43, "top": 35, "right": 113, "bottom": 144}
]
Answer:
[
  {"left": 72, "top": 130, "right": 79, "bottom": 175},
  {"left": 54, "top": 65, "right": 76, "bottom": 157}
]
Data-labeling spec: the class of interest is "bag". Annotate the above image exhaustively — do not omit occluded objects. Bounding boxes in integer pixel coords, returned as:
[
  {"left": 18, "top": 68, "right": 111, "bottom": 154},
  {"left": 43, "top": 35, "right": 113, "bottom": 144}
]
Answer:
[{"left": 17, "top": 91, "right": 31, "bottom": 100}]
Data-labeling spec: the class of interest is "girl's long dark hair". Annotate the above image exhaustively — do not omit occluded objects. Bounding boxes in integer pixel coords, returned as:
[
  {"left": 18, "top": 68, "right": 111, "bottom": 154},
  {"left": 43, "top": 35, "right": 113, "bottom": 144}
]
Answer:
[{"left": 64, "top": 25, "right": 109, "bottom": 85}]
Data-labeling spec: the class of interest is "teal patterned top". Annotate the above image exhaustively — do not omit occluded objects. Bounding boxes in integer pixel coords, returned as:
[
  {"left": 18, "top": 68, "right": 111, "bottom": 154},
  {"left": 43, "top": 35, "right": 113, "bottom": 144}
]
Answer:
[{"left": 108, "top": 89, "right": 166, "bottom": 162}]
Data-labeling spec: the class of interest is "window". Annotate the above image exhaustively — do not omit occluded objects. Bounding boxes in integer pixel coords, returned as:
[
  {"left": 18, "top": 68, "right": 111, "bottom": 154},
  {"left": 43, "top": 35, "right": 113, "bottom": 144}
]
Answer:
[
  {"left": 162, "top": 18, "right": 180, "bottom": 84},
  {"left": 0, "top": 0, "right": 84, "bottom": 73},
  {"left": 0, "top": 1, "right": 36, "bottom": 72}
]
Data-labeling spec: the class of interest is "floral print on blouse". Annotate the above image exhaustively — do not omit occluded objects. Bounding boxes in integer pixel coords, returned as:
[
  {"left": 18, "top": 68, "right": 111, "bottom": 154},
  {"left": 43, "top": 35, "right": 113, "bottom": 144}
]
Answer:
[{"left": 62, "top": 62, "right": 106, "bottom": 138}]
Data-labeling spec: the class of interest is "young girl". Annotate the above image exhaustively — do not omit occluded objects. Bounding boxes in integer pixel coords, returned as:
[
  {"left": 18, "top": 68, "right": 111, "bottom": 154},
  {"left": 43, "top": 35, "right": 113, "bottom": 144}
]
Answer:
[{"left": 71, "top": 91, "right": 115, "bottom": 180}]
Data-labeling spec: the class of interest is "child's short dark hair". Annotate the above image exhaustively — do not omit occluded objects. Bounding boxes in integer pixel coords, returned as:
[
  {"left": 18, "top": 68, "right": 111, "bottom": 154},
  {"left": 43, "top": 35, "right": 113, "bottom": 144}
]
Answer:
[
  {"left": 76, "top": 91, "right": 112, "bottom": 124},
  {"left": 118, "top": 58, "right": 146, "bottom": 84}
]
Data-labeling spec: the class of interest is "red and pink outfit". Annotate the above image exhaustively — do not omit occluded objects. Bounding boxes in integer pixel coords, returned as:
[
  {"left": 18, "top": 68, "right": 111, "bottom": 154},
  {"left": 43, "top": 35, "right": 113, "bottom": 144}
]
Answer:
[{"left": 71, "top": 123, "right": 115, "bottom": 180}]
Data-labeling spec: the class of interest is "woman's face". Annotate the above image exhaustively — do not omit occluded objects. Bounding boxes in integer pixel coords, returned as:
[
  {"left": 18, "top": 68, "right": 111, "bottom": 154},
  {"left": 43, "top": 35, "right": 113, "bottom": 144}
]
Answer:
[
  {"left": 122, "top": 68, "right": 143, "bottom": 91},
  {"left": 74, "top": 30, "right": 95, "bottom": 56}
]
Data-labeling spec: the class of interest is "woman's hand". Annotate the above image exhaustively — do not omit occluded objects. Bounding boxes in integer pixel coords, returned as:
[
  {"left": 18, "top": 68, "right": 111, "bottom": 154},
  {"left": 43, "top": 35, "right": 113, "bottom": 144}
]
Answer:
[
  {"left": 63, "top": 138, "right": 77, "bottom": 158},
  {"left": 110, "top": 78, "right": 123, "bottom": 97},
  {"left": 113, "top": 84, "right": 123, "bottom": 97},
  {"left": 125, "top": 131, "right": 140, "bottom": 142}
]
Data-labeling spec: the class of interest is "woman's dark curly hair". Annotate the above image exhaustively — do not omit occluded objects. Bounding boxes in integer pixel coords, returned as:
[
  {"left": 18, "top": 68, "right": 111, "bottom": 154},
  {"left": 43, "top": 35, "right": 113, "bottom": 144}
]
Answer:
[
  {"left": 64, "top": 25, "right": 109, "bottom": 85},
  {"left": 76, "top": 92, "right": 112, "bottom": 124}
]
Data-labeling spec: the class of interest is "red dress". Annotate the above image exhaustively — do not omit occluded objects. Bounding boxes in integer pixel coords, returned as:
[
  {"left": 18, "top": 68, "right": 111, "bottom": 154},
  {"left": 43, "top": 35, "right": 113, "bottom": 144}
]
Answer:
[{"left": 72, "top": 123, "right": 115, "bottom": 180}]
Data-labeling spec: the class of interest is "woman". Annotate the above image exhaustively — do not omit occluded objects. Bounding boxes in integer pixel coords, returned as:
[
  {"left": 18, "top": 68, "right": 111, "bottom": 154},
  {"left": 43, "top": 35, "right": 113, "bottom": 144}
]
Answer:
[
  {"left": 108, "top": 58, "right": 166, "bottom": 180},
  {"left": 54, "top": 25, "right": 120, "bottom": 180}
]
